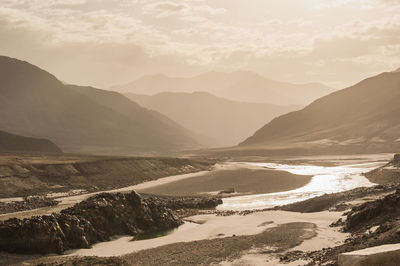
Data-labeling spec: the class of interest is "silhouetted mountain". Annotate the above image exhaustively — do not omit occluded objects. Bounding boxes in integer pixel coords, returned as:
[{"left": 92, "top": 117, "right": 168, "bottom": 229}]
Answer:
[
  {"left": 240, "top": 71, "right": 400, "bottom": 153},
  {"left": 0, "top": 131, "right": 61, "bottom": 153},
  {"left": 0, "top": 56, "right": 201, "bottom": 155},
  {"left": 126, "top": 92, "right": 301, "bottom": 147},
  {"left": 112, "top": 71, "right": 334, "bottom": 106}
]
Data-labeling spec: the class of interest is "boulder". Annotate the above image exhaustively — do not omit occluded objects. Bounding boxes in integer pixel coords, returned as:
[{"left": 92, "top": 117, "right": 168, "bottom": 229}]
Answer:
[{"left": 338, "top": 244, "right": 400, "bottom": 266}]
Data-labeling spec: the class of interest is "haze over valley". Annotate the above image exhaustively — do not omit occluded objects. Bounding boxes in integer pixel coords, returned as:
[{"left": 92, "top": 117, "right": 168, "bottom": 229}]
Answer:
[
  {"left": 126, "top": 91, "right": 301, "bottom": 147},
  {"left": 114, "top": 71, "right": 334, "bottom": 106}
]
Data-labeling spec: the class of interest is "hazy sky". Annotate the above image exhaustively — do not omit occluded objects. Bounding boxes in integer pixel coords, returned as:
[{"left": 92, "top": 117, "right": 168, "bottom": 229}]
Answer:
[{"left": 1, "top": 0, "right": 400, "bottom": 88}]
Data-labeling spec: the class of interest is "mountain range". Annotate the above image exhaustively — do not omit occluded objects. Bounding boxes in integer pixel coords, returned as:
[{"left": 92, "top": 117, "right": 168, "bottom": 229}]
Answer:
[
  {"left": 112, "top": 71, "right": 334, "bottom": 106},
  {"left": 239, "top": 71, "right": 400, "bottom": 154},
  {"left": 126, "top": 92, "right": 301, "bottom": 147},
  {"left": 0, "top": 56, "right": 201, "bottom": 155}
]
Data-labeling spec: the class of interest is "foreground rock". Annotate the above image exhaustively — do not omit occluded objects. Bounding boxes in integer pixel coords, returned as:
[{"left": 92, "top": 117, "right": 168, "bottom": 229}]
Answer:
[
  {"left": 338, "top": 244, "right": 400, "bottom": 266},
  {"left": 301, "top": 187, "right": 400, "bottom": 265},
  {"left": 345, "top": 188, "right": 400, "bottom": 232},
  {"left": 0, "top": 191, "right": 183, "bottom": 254}
]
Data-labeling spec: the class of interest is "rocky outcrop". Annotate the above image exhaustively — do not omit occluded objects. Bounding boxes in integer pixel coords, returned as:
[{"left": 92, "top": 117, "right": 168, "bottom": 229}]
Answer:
[
  {"left": 138, "top": 195, "right": 223, "bottom": 218},
  {"left": 277, "top": 185, "right": 394, "bottom": 213},
  {"left": 365, "top": 154, "right": 400, "bottom": 184},
  {"left": 0, "top": 196, "right": 59, "bottom": 214},
  {"left": 158, "top": 197, "right": 223, "bottom": 210},
  {"left": 345, "top": 188, "right": 400, "bottom": 232},
  {"left": 0, "top": 191, "right": 182, "bottom": 254},
  {"left": 292, "top": 187, "right": 400, "bottom": 265}
]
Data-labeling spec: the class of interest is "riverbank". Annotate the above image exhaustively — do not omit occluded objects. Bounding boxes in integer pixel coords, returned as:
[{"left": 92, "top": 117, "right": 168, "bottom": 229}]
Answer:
[{"left": 0, "top": 153, "right": 215, "bottom": 198}]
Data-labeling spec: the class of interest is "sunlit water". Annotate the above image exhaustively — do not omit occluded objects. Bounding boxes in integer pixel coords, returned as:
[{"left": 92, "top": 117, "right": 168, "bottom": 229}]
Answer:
[{"left": 217, "top": 161, "right": 385, "bottom": 211}]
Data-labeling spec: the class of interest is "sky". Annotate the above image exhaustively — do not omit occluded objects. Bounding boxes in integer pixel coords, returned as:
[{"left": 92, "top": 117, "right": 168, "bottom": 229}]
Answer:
[{"left": 1, "top": 0, "right": 400, "bottom": 89}]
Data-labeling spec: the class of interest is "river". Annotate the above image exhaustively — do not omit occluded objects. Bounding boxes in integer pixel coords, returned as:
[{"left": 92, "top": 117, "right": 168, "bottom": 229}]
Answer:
[{"left": 64, "top": 153, "right": 392, "bottom": 257}]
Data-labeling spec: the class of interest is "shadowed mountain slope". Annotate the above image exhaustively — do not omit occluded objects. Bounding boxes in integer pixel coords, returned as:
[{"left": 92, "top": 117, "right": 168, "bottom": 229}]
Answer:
[
  {"left": 112, "top": 71, "right": 334, "bottom": 106},
  {"left": 240, "top": 71, "right": 400, "bottom": 153},
  {"left": 0, "top": 131, "right": 61, "bottom": 153},
  {"left": 0, "top": 56, "right": 200, "bottom": 155},
  {"left": 126, "top": 91, "right": 301, "bottom": 147}
]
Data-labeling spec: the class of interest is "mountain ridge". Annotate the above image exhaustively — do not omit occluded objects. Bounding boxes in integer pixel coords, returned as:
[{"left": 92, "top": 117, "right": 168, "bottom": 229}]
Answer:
[
  {"left": 112, "top": 71, "right": 334, "bottom": 106},
  {"left": 239, "top": 71, "right": 400, "bottom": 153},
  {"left": 0, "top": 55, "right": 201, "bottom": 155}
]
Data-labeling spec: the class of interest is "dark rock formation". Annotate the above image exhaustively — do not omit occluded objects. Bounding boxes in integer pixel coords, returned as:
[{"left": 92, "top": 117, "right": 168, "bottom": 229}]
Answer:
[
  {"left": 298, "top": 187, "right": 400, "bottom": 265},
  {"left": 138, "top": 195, "right": 223, "bottom": 218},
  {"left": 159, "top": 197, "right": 223, "bottom": 210},
  {"left": 0, "top": 196, "right": 59, "bottom": 214},
  {"left": 277, "top": 184, "right": 394, "bottom": 213},
  {"left": 0, "top": 191, "right": 182, "bottom": 254},
  {"left": 345, "top": 188, "right": 400, "bottom": 232}
]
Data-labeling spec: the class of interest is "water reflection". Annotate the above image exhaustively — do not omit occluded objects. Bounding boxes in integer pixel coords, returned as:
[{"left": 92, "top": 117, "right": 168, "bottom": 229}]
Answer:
[{"left": 218, "top": 161, "right": 384, "bottom": 211}]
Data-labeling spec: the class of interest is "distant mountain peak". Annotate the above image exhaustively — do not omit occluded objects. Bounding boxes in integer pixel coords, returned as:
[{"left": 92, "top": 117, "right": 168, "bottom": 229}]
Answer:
[{"left": 113, "top": 70, "right": 334, "bottom": 106}]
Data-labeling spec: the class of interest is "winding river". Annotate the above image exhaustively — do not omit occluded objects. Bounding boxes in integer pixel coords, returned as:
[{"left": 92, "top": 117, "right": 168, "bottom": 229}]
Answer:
[{"left": 1, "top": 154, "right": 393, "bottom": 258}]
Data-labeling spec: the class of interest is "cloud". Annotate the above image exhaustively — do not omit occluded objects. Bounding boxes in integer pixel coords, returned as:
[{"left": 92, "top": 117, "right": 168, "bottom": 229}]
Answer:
[
  {"left": 143, "top": 1, "right": 226, "bottom": 19},
  {"left": 0, "top": 0, "right": 399, "bottom": 88},
  {"left": 143, "top": 2, "right": 187, "bottom": 18}
]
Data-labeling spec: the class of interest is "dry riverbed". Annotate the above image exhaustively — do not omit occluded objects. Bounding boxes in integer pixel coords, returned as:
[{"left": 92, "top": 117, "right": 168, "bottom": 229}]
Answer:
[{"left": 2, "top": 210, "right": 345, "bottom": 266}]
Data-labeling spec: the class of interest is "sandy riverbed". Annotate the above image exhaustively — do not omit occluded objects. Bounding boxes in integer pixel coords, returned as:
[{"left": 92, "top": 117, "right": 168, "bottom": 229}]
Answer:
[{"left": 68, "top": 210, "right": 346, "bottom": 258}]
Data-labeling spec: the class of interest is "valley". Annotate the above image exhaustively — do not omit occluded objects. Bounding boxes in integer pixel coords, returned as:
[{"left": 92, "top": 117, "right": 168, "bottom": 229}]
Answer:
[{"left": 0, "top": 7, "right": 399, "bottom": 263}]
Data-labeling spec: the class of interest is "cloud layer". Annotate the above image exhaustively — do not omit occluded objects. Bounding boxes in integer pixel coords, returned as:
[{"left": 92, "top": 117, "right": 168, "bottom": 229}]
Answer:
[{"left": 0, "top": 0, "right": 399, "bottom": 88}]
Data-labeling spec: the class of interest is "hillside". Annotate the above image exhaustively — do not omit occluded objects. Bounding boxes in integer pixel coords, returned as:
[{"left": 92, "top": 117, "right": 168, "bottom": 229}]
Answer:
[
  {"left": 112, "top": 71, "right": 334, "bottom": 106},
  {"left": 0, "top": 56, "right": 201, "bottom": 155},
  {"left": 0, "top": 131, "right": 61, "bottom": 153},
  {"left": 240, "top": 71, "right": 400, "bottom": 154},
  {"left": 0, "top": 154, "right": 214, "bottom": 198},
  {"left": 126, "top": 92, "right": 301, "bottom": 147}
]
